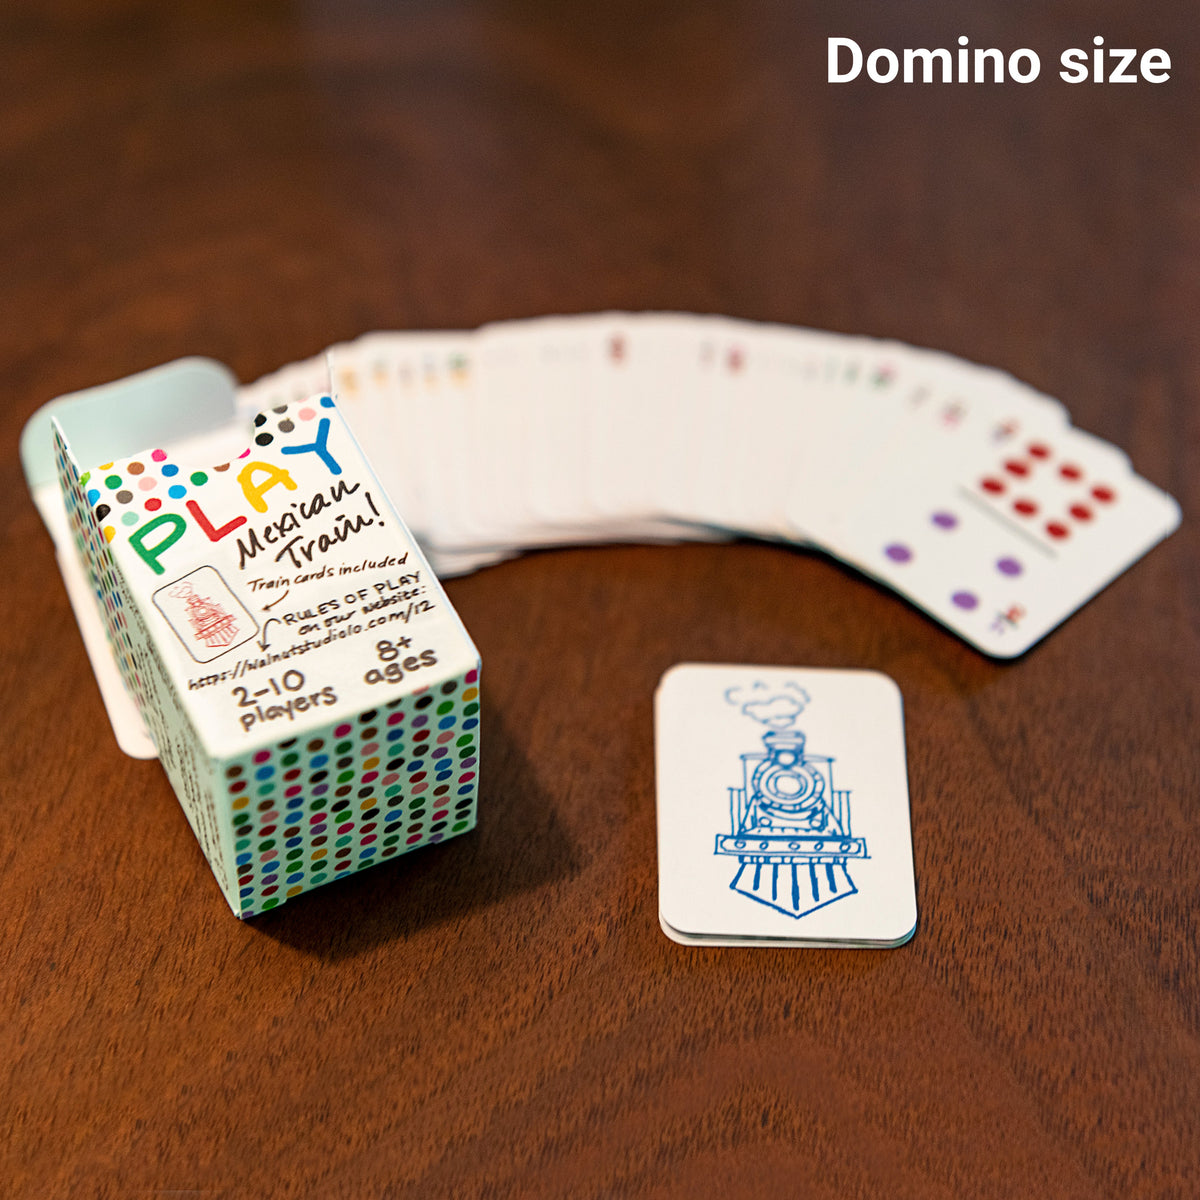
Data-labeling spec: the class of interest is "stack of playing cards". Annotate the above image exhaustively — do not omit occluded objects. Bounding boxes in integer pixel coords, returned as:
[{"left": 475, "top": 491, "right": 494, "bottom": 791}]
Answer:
[
  {"left": 655, "top": 664, "right": 917, "bottom": 948},
  {"left": 236, "top": 312, "right": 1180, "bottom": 658}
]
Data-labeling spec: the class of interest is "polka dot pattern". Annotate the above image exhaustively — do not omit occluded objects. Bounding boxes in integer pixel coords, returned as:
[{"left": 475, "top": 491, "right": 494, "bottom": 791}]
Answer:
[
  {"left": 76, "top": 394, "right": 338, "bottom": 544},
  {"left": 976, "top": 440, "right": 1119, "bottom": 548},
  {"left": 56, "top": 435, "right": 148, "bottom": 713},
  {"left": 226, "top": 668, "right": 480, "bottom": 916},
  {"left": 877, "top": 505, "right": 1029, "bottom": 625},
  {"left": 79, "top": 440, "right": 215, "bottom": 531}
]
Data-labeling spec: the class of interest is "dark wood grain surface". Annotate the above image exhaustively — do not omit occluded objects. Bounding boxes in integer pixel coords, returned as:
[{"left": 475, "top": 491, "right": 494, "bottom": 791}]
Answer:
[{"left": 3, "top": 2, "right": 1198, "bottom": 1196}]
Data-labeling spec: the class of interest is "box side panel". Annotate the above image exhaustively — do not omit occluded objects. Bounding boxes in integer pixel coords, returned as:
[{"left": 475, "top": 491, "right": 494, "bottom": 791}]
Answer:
[
  {"left": 55, "top": 424, "right": 144, "bottom": 711},
  {"left": 55, "top": 425, "right": 240, "bottom": 912},
  {"left": 118, "top": 579, "right": 241, "bottom": 912},
  {"left": 222, "top": 663, "right": 480, "bottom": 917}
]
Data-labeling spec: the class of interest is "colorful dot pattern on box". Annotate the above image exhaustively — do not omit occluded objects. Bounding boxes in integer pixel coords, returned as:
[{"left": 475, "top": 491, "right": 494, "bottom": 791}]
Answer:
[
  {"left": 83, "top": 434, "right": 250, "bottom": 539},
  {"left": 77, "top": 396, "right": 337, "bottom": 544},
  {"left": 55, "top": 426, "right": 149, "bottom": 712},
  {"left": 224, "top": 669, "right": 480, "bottom": 915}
]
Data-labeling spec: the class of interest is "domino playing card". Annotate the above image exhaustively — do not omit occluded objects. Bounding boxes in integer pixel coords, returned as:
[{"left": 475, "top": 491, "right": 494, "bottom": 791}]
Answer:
[{"left": 830, "top": 420, "right": 1177, "bottom": 656}]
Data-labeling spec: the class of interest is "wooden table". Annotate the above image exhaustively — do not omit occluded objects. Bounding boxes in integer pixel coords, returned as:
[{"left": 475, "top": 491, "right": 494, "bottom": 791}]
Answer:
[{"left": 4, "top": 3, "right": 1197, "bottom": 1196}]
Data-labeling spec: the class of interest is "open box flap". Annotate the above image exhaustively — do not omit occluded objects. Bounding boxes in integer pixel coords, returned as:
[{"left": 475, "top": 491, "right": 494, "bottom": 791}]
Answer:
[{"left": 21, "top": 358, "right": 240, "bottom": 759}]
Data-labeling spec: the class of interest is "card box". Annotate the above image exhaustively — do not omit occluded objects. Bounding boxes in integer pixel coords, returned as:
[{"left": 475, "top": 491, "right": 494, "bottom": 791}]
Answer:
[{"left": 30, "top": 360, "right": 481, "bottom": 917}]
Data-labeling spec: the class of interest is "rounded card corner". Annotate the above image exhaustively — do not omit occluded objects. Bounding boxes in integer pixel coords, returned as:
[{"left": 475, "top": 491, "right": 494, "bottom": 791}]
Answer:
[
  {"left": 655, "top": 661, "right": 704, "bottom": 694},
  {"left": 858, "top": 667, "right": 904, "bottom": 702},
  {"left": 659, "top": 911, "right": 698, "bottom": 947}
]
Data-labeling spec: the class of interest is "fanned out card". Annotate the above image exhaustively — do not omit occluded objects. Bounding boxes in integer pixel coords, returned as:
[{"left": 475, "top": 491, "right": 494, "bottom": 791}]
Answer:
[
  {"left": 21, "top": 316, "right": 1182, "bottom": 758},
  {"left": 315, "top": 315, "right": 1178, "bottom": 659},
  {"left": 655, "top": 663, "right": 917, "bottom": 948}
]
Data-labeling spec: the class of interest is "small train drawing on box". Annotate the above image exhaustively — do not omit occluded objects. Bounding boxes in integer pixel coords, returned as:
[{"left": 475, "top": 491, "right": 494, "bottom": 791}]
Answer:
[
  {"left": 171, "top": 580, "right": 239, "bottom": 649},
  {"left": 716, "top": 683, "right": 867, "bottom": 919},
  {"left": 152, "top": 565, "right": 258, "bottom": 664}
]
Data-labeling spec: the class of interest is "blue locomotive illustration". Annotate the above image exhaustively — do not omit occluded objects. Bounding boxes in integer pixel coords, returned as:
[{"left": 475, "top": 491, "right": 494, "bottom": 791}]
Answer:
[{"left": 716, "top": 683, "right": 867, "bottom": 919}]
